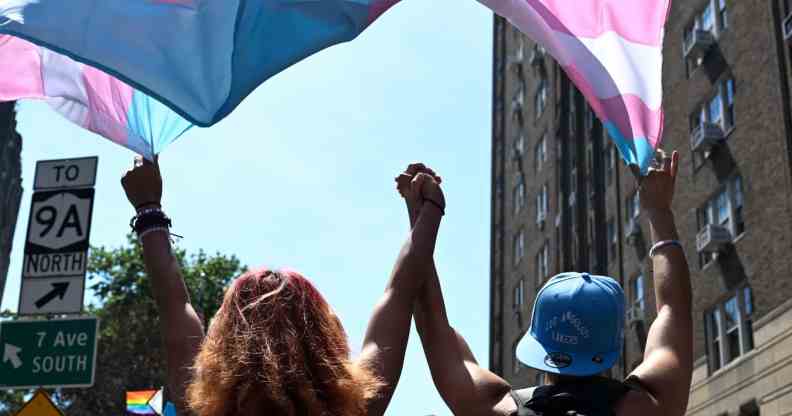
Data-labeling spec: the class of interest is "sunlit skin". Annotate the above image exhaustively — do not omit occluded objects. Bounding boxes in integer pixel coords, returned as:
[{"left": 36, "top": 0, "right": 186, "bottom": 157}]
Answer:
[
  {"left": 400, "top": 152, "right": 694, "bottom": 416},
  {"left": 121, "top": 157, "right": 445, "bottom": 415}
]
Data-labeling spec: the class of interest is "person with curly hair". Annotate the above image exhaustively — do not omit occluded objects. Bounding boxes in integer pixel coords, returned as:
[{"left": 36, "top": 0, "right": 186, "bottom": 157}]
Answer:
[{"left": 121, "top": 158, "right": 445, "bottom": 416}]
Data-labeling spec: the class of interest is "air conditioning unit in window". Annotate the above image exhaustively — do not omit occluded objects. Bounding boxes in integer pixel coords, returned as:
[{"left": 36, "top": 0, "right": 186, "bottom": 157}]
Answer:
[
  {"left": 696, "top": 224, "right": 732, "bottom": 253},
  {"left": 784, "top": 11, "right": 792, "bottom": 41},
  {"left": 683, "top": 29, "right": 715, "bottom": 61},
  {"left": 626, "top": 306, "right": 645, "bottom": 324},
  {"left": 625, "top": 219, "right": 642, "bottom": 244},
  {"left": 691, "top": 122, "right": 725, "bottom": 155}
]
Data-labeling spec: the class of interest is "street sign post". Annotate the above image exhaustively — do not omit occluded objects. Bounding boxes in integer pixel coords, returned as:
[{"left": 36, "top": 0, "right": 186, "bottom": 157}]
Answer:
[
  {"left": 0, "top": 317, "right": 98, "bottom": 388},
  {"left": 19, "top": 157, "right": 97, "bottom": 315}
]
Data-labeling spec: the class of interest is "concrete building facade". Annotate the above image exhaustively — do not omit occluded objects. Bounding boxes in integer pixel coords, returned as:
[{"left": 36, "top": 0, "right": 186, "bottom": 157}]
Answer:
[{"left": 490, "top": 1, "right": 792, "bottom": 414}]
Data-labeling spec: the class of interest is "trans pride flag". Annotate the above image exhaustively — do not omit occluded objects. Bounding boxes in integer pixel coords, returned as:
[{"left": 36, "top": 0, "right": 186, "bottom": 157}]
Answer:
[
  {"left": 0, "top": 0, "right": 399, "bottom": 157},
  {"left": 479, "top": 0, "right": 670, "bottom": 173}
]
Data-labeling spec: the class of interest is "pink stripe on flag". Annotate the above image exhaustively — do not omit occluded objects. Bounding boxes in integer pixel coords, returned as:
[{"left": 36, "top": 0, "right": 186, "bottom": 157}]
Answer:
[
  {"left": 485, "top": 0, "right": 669, "bottom": 46},
  {"left": 0, "top": 36, "right": 45, "bottom": 99},
  {"left": 566, "top": 64, "right": 662, "bottom": 147},
  {"left": 82, "top": 66, "right": 134, "bottom": 147},
  {"left": 368, "top": 0, "right": 400, "bottom": 24}
]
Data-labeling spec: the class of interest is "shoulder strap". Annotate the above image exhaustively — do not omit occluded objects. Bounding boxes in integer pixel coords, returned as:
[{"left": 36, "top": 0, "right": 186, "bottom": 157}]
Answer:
[
  {"left": 517, "top": 378, "right": 632, "bottom": 416},
  {"left": 510, "top": 387, "right": 540, "bottom": 416}
]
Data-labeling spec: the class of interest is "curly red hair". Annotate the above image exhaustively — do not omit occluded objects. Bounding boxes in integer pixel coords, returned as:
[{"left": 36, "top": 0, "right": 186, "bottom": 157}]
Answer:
[{"left": 186, "top": 268, "right": 382, "bottom": 416}]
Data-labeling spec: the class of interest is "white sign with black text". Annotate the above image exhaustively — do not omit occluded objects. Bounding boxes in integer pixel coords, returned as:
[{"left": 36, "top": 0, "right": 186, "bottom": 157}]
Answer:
[{"left": 19, "top": 157, "right": 97, "bottom": 316}]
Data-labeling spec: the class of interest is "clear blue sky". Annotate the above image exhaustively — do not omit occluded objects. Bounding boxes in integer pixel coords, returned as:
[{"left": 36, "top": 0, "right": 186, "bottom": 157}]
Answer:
[{"left": 2, "top": 2, "right": 493, "bottom": 414}]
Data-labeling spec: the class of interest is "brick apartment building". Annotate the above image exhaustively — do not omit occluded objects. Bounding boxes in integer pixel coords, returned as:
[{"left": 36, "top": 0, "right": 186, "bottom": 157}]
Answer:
[{"left": 489, "top": 1, "right": 792, "bottom": 414}]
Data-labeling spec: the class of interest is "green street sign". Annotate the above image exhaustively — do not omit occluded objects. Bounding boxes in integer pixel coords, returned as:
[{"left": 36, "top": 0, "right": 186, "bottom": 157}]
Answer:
[{"left": 0, "top": 317, "right": 98, "bottom": 389}]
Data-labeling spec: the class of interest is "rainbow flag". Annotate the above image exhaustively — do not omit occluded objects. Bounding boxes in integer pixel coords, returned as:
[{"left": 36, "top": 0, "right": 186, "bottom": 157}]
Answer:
[
  {"left": 478, "top": 0, "right": 670, "bottom": 173},
  {"left": 126, "top": 390, "right": 157, "bottom": 415},
  {"left": 0, "top": 0, "right": 400, "bottom": 157}
]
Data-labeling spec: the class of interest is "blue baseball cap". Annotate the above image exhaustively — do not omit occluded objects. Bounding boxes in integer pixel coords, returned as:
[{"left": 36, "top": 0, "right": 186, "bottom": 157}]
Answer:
[{"left": 516, "top": 272, "right": 625, "bottom": 376}]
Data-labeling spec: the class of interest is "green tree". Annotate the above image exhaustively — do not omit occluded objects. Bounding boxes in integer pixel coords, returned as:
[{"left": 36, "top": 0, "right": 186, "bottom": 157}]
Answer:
[{"left": 60, "top": 235, "right": 244, "bottom": 414}]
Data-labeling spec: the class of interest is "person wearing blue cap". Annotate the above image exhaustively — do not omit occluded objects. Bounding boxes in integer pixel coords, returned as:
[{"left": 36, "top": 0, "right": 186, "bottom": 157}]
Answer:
[{"left": 397, "top": 151, "right": 692, "bottom": 416}]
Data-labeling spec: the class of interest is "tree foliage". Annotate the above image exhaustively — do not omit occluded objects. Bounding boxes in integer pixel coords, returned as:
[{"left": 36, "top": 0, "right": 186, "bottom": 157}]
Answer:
[{"left": 55, "top": 235, "right": 244, "bottom": 414}]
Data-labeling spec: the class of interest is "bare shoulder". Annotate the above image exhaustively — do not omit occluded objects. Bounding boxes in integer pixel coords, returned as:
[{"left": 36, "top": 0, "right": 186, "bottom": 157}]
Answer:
[
  {"left": 465, "top": 364, "right": 515, "bottom": 416},
  {"left": 614, "top": 389, "right": 662, "bottom": 416}
]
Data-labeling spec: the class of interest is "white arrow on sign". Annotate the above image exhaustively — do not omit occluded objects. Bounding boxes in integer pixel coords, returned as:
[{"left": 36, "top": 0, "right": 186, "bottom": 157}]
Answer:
[{"left": 3, "top": 344, "right": 22, "bottom": 369}]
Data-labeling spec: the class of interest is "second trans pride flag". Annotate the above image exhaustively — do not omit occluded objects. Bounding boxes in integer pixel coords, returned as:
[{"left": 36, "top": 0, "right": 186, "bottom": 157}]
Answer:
[
  {"left": 479, "top": 0, "right": 670, "bottom": 173},
  {"left": 0, "top": 0, "right": 400, "bottom": 156}
]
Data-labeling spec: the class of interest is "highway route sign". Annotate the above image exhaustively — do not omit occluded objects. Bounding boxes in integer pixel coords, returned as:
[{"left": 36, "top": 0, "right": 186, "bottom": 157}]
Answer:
[
  {"left": 19, "top": 157, "right": 97, "bottom": 315},
  {"left": 0, "top": 317, "right": 99, "bottom": 389}
]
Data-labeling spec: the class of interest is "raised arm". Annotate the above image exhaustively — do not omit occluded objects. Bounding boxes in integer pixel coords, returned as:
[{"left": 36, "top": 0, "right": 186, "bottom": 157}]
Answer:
[
  {"left": 357, "top": 169, "right": 444, "bottom": 416},
  {"left": 121, "top": 158, "right": 204, "bottom": 413},
  {"left": 399, "top": 165, "right": 512, "bottom": 416},
  {"left": 620, "top": 151, "right": 693, "bottom": 416}
]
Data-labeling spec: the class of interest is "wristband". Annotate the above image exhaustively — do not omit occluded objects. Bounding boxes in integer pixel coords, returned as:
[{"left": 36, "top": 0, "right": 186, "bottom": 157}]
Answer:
[
  {"left": 135, "top": 201, "right": 161, "bottom": 211},
  {"left": 138, "top": 227, "right": 170, "bottom": 243},
  {"left": 649, "top": 240, "right": 682, "bottom": 257}
]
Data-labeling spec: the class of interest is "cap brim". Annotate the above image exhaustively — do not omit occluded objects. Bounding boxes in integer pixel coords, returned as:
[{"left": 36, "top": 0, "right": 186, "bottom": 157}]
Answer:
[{"left": 516, "top": 332, "right": 620, "bottom": 377}]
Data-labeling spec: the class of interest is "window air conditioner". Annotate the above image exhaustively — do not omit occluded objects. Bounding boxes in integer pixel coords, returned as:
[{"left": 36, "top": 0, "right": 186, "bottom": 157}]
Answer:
[
  {"left": 784, "top": 11, "right": 792, "bottom": 41},
  {"left": 683, "top": 29, "right": 715, "bottom": 61},
  {"left": 691, "top": 122, "right": 725, "bottom": 155},
  {"left": 696, "top": 224, "right": 732, "bottom": 253},
  {"left": 537, "top": 212, "right": 546, "bottom": 229}
]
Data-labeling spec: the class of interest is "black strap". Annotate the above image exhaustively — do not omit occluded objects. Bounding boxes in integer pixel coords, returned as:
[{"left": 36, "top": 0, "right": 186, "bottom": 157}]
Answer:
[{"left": 510, "top": 378, "right": 634, "bottom": 416}]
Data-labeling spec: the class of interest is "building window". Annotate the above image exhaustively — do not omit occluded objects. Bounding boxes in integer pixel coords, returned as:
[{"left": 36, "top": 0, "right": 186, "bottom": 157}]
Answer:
[
  {"left": 718, "top": 0, "right": 728, "bottom": 31},
  {"left": 690, "top": 78, "right": 735, "bottom": 172},
  {"left": 625, "top": 192, "right": 640, "bottom": 225},
  {"left": 706, "top": 286, "right": 755, "bottom": 372},
  {"left": 513, "top": 278, "right": 525, "bottom": 310},
  {"left": 535, "top": 79, "right": 547, "bottom": 120},
  {"left": 536, "top": 242, "right": 549, "bottom": 288},
  {"left": 534, "top": 134, "right": 547, "bottom": 172},
  {"left": 631, "top": 275, "right": 645, "bottom": 312},
  {"left": 683, "top": 0, "right": 729, "bottom": 74},
  {"left": 607, "top": 218, "right": 616, "bottom": 260},
  {"left": 691, "top": 77, "right": 735, "bottom": 134},
  {"left": 514, "top": 230, "right": 525, "bottom": 266},
  {"left": 514, "top": 176, "right": 526, "bottom": 215},
  {"left": 515, "top": 134, "right": 525, "bottom": 157},
  {"left": 696, "top": 175, "right": 745, "bottom": 268},
  {"left": 604, "top": 144, "right": 615, "bottom": 187},
  {"left": 536, "top": 184, "right": 548, "bottom": 225}
]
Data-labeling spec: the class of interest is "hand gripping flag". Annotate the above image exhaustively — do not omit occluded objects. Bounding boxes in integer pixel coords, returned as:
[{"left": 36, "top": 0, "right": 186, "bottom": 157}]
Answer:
[
  {"left": 478, "top": 0, "right": 670, "bottom": 174},
  {"left": 0, "top": 0, "right": 400, "bottom": 156}
]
